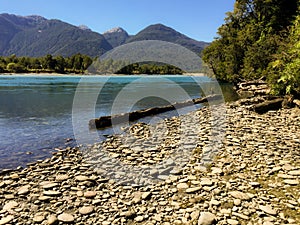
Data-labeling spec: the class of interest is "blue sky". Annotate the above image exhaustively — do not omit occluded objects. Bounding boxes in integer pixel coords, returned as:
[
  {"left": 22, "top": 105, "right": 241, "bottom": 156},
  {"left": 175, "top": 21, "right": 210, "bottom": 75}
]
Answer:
[{"left": 1, "top": 0, "right": 236, "bottom": 42}]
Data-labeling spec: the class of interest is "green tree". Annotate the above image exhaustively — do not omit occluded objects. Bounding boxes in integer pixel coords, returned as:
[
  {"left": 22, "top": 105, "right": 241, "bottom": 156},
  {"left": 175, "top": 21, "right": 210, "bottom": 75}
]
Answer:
[
  {"left": 54, "top": 56, "right": 66, "bottom": 73},
  {"left": 203, "top": 0, "right": 299, "bottom": 85},
  {"left": 6, "top": 63, "right": 25, "bottom": 73},
  {"left": 42, "top": 54, "right": 56, "bottom": 71},
  {"left": 267, "top": 15, "right": 300, "bottom": 96}
]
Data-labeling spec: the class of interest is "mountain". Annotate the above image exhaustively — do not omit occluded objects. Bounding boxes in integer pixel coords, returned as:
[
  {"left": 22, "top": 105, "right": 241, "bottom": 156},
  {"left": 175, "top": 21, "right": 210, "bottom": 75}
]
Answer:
[
  {"left": 126, "top": 24, "right": 209, "bottom": 54},
  {"left": 103, "top": 27, "right": 130, "bottom": 48},
  {"left": 0, "top": 13, "right": 112, "bottom": 57},
  {"left": 0, "top": 14, "right": 209, "bottom": 57}
]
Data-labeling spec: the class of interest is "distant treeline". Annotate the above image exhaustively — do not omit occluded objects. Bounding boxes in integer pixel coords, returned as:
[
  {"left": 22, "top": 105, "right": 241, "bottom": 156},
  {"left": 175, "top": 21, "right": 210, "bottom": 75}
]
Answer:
[
  {"left": 0, "top": 54, "right": 184, "bottom": 75},
  {"left": 115, "top": 62, "right": 183, "bottom": 75},
  {"left": 0, "top": 53, "right": 93, "bottom": 74}
]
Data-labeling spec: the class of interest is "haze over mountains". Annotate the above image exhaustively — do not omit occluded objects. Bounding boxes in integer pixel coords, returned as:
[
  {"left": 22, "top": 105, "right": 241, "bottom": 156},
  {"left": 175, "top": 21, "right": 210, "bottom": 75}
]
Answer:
[{"left": 0, "top": 13, "right": 209, "bottom": 57}]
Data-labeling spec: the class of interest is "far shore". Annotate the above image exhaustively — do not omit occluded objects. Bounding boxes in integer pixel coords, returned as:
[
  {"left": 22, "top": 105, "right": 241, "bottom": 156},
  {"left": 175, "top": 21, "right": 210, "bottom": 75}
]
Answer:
[{"left": 0, "top": 72, "right": 207, "bottom": 77}]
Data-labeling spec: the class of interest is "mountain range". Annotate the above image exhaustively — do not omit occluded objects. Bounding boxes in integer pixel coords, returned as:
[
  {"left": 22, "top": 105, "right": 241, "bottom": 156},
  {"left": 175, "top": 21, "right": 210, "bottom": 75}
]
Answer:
[{"left": 0, "top": 13, "right": 209, "bottom": 57}]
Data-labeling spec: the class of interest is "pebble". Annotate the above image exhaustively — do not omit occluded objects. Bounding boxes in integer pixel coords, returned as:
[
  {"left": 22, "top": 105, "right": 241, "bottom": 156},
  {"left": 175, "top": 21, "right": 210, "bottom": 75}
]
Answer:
[
  {"left": 17, "top": 185, "right": 30, "bottom": 195},
  {"left": 79, "top": 206, "right": 94, "bottom": 215},
  {"left": 43, "top": 190, "right": 61, "bottom": 196},
  {"left": 3, "top": 201, "right": 18, "bottom": 211},
  {"left": 56, "top": 174, "right": 69, "bottom": 181},
  {"left": 177, "top": 183, "right": 189, "bottom": 189},
  {"left": 283, "top": 179, "right": 299, "bottom": 185},
  {"left": 198, "top": 212, "right": 216, "bottom": 225},
  {"left": 84, "top": 191, "right": 97, "bottom": 198},
  {"left": 259, "top": 205, "right": 277, "bottom": 216},
  {"left": 227, "top": 219, "right": 239, "bottom": 225},
  {"left": 75, "top": 175, "right": 89, "bottom": 181},
  {"left": 200, "top": 178, "right": 213, "bottom": 186},
  {"left": 57, "top": 213, "right": 74, "bottom": 223},
  {"left": 47, "top": 215, "right": 58, "bottom": 225},
  {"left": 135, "top": 216, "right": 144, "bottom": 222},
  {"left": 186, "top": 187, "right": 201, "bottom": 194},
  {"left": 0, "top": 99, "right": 299, "bottom": 224},
  {"left": 229, "top": 191, "right": 251, "bottom": 200},
  {"left": 288, "top": 170, "right": 300, "bottom": 176},
  {"left": 0, "top": 215, "right": 14, "bottom": 225},
  {"left": 33, "top": 214, "right": 45, "bottom": 223}
]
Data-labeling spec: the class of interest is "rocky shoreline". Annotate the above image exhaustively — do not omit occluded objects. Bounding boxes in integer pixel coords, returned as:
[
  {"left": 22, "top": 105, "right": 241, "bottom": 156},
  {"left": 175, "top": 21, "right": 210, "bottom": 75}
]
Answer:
[{"left": 0, "top": 99, "right": 299, "bottom": 224}]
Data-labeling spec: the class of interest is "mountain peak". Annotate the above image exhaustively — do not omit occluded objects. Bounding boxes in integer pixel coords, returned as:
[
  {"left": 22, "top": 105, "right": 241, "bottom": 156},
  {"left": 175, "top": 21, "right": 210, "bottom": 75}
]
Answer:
[
  {"left": 126, "top": 23, "right": 209, "bottom": 54},
  {"left": 103, "top": 27, "right": 129, "bottom": 48},
  {"left": 103, "top": 27, "right": 127, "bottom": 34},
  {"left": 78, "top": 24, "right": 91, "bottom": 31}
]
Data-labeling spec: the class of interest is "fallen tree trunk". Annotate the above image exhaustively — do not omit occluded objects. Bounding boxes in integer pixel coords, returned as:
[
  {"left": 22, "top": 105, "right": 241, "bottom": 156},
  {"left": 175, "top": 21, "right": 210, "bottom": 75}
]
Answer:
[
  {"left": 252, "top": 98, "right": 284, "bottom": 114},
  {"left": 89, "top": 94, "right": 222, "bottom": 129}
]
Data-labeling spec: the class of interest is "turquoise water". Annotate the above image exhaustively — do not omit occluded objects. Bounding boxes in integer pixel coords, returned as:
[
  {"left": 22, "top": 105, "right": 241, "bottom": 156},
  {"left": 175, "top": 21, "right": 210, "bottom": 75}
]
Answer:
[{"left": 0, "top": 75, "right": 237, "bottom": 171}]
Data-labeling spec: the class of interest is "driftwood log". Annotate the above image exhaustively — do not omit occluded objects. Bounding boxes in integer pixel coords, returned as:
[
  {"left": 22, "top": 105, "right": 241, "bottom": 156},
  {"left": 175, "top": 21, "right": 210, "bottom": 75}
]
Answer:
[
  {"left": 252, "top": 98, "right": 284, "bottom": 114},
  {"left": 89, "top": 94, "right": 222, "bottom": 129}
]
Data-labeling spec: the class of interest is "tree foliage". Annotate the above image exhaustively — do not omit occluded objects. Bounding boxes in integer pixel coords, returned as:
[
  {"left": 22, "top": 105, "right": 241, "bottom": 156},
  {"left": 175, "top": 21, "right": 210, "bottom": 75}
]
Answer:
[
  {"left": 267, "top": 15, "right": 300, "bottom": 96},
  {"left": 202, "top": 0, "right": 299, "bottom": 95}
]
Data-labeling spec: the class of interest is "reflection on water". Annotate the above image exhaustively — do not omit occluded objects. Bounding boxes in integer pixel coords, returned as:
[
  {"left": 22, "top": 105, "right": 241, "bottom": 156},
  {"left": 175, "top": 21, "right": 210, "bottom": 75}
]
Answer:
[{"left": 0, "top": 75, "right": 238, "bottom": 171}]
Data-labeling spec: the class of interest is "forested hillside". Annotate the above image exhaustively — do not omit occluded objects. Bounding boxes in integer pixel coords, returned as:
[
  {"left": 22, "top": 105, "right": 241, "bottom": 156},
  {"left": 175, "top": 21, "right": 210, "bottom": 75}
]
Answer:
[{"left": 202, "top": 0, "right": 299, "bottom": 96}]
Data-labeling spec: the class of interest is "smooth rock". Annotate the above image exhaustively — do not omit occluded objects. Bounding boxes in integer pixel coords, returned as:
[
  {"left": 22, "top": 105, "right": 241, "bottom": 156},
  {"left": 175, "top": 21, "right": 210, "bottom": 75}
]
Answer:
[
  {"left": 79, "top": 206, "right": 94, "bottom": 215},
  {"left": 186, "top": 187, "right": 202, "bottom": 194},
  {"left": 17, "top": 185, "right": 30, "bottom": 195},
  {"left": 227, "top": 219, "right": 239, "bottom": 225},
  {"left": 132, "top": 192, "right": 142, "bottom": 204},
  {"left": 135, "top": 216, "right": 144, "bottom": 222},
  {"left": 3, "top": 201, "right": 18, "bottom": 211},
  {"left": 229, "top": 191, "right": 251, "bottom": 200},
  {"left": 200, "top": 178, "right": 213, "bottom": 186},
  {"left": 55, "top": 174, "right": 69, "bottom": 182},
  {"left": 284, "top": 179, "right": 299, "bottom": 185},
  {"left": 57, "top": 213, "right": 74, "bottom": 223},
  {"left": 75, "top": 175, "right": 89, "bottom": 181},
  {"left": 259, "top": 205, "right": 277, "bottom": 216},
  {"left": 33, "top": 214, "right": 45, "bottom": 223},
  {"left": 84, "top": 191, "right": 97, "bottom": 198},
  {"left": 0, "top": 215, "right": 14, "bottom": 225},
  {"left": 47, "top": 215, "right": 58, "bottom": 225},
  {"left": 43, "top": 190, "right": 61, "bottom": 196},
  {"left": 288, "top": 170, "right": 300, "bottom": 176},
  {"left": 142, "top": 192, "right": 151, "bottom": 200},
  {"left": 42, "top": 182, "right": 59, "bottom": 189},
  {"left": 198, "top": 212, "right": 216, "bottom": 225}
]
